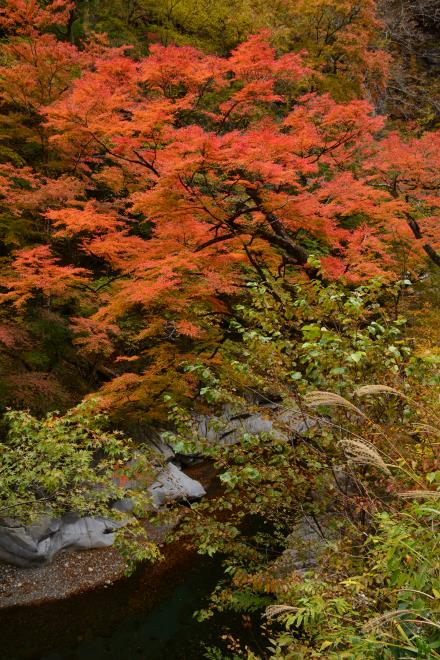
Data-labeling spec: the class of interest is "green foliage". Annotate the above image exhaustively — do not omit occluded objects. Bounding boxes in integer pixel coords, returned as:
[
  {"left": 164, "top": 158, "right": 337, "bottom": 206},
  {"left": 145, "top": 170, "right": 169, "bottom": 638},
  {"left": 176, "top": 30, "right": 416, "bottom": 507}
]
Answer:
[
  {"left": 160, "top": 277, "right": 440, "bottom": 659},
  {"left": 0, "top": 399, "right": 146, "bottom": 522},
  {"left": 218, "top": 278, "right": 415, "bottom": 400},
  {"left": 266, "top": 501, "right": 440, "bottom": 659},
  {"left": 0, "top": 398, "right": 164, "bottom": 567}
]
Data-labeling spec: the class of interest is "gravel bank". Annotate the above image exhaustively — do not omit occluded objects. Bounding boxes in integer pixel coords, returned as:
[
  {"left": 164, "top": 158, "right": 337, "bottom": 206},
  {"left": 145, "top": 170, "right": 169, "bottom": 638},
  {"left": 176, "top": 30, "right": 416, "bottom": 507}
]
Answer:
[
  {"left": 0, "top": 461, "right": 217, "bottom": 611},
  {"left": 0, "top": 545, "right": 125, "bottom": 609}
]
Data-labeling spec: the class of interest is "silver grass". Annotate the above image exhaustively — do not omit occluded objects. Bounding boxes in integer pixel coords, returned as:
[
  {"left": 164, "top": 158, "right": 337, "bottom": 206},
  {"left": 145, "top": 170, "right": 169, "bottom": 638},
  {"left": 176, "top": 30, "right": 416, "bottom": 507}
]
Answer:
[
  {"left": 304, "top": 391, "right": 366, "bottom": 418},
  {"left": 354, "top": 384, "right": 406, "bottom": 398},
  {"left": 362, "top": 609, "right": 416, "bottom": 633},
  {"left": 263, "top": 605, "right": 296, "bottom": 619},
  {"left": 397, "top": 490, "right": 440, "bottom": 500},
  {"left": 339, "top": 438, "right": 391, "bottom": 475}
]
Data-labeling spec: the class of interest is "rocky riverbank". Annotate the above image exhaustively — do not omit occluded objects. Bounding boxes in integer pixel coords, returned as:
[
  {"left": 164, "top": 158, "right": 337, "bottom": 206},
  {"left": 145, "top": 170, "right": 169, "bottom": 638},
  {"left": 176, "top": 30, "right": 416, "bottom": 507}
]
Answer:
[
  {"left": 0, "top": 545, "right": 125, "bottom": 609},
  {"left": 0, "top": 461, "right": 216, "bottom": 604},
  {"left": 0, "top": 463, "right": 218, "bottom": 659}
]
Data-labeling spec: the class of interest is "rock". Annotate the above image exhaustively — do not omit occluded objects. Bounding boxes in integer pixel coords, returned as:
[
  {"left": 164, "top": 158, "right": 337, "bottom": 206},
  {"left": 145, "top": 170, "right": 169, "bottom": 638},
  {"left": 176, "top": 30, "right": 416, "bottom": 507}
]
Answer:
[
  {"left": 0, "top": 515, "right": 122, "bottom": 568},
  {"left": 149, "top": 435, "right": 176, "bottom": 462},
  {"left": 149, "top": 462, "right": 206, "bottom": 507},
  {"left": 112, "top": 457, "right": 207, "bottom": 511},
  {"left": 191, "top": 404, "right": 316, "bottom": 450},
  {"left": 123, "top": 424, "right": 176, "bottom": 462},
  {"left": 331, "top": 466, "right": 359, "bottom": 496},
  {"left": 0, "top": 459, "right": 206, "bottom": 567},
  {"left": 124, "top": 404, "right": 317, "bottom": 466},
  {"left": 277, "top": 407, "right": 317, "bottom": 436},
  {"left": 273, "top": 516, "right": 336, "bottom": 578}
]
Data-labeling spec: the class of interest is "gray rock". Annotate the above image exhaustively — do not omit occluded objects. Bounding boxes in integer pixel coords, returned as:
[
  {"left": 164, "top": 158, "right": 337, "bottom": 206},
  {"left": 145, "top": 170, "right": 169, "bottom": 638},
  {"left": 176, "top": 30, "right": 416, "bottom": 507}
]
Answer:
[
  {"left": 191, "top": 403, "right": 316, "bottom": 449},
  {"left": 112, "top": 460, "right": 207, "bottom": 511},
  {"left": 0, "top": 457, "right": 207, "bottom": 567},
  {"left": 0, "top": 515, "right": 121, "bottom": 568},
  {"left": 149, "top": 462, "right": 206, "bottom": 507},
  {"left": 273, "top": 516, "right": 337, "bottom": 578},
  {"left": 124, "top": 424, "right": 176, "bottom": 462},
  {"left": 147, "top": 434, "right": 176, "bottom": 462}
]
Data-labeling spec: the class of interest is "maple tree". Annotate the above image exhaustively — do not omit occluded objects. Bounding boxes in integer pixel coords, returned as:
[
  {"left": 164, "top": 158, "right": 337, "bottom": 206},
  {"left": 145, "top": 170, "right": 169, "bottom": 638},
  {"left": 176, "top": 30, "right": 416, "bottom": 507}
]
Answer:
[
  {"left": 368, "top": 130, "right": 440, "bottom": 268},
  {"left": 0, "top": 0, "right": 438, "bottom": 416},
  {"left": 0, "top": 0, "right": 84, "bottom": 167}
]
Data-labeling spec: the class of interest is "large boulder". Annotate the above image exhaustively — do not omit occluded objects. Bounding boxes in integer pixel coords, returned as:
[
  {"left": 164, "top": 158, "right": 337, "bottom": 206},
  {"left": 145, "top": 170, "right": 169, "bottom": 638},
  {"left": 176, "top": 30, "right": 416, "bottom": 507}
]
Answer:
[
  {"left": 128, "top": 404, "right": 316, "bottom": 463},
  {"left": 0, "top": 514, "right": 121, "bottom": 568},
  {"left": 112, "top": 460, "right": 207, "bottom": 511},
  {"left": 191, "top": 403, "right": 316, "bottom": 449}
]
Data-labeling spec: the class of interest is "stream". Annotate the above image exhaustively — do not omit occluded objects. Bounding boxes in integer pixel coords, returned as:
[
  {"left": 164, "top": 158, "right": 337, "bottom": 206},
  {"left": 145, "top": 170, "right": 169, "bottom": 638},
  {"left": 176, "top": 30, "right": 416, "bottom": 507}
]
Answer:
[
  {"left": 0, "top": 543, "right": 235, "bottom": 660},
  {"left": 0, "top": 464, "right": 265, "bottom": 660},
  {"left": 1, "top": 547, "right": 264, "bottom": 660},
  {"left": 43, "top": 555, "right": 227, "bottom": 660}
]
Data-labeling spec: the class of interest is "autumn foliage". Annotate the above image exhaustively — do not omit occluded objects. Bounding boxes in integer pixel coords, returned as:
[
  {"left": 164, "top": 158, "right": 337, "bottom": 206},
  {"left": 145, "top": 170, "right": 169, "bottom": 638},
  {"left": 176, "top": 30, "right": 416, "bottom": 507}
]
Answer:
[{"left": 0, "top": 0, "right": 439, "bottom": 415}]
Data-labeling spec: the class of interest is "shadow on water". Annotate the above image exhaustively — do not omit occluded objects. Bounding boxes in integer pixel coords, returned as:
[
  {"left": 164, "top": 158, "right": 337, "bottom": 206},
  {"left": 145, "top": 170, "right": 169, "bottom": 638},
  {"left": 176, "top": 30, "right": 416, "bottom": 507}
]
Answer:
[
  {"left": 42, "top": 555, "right": 228, "bottom": 660},
  {"left": 0, "top": 549, "right": 244, "bottom": 660}
]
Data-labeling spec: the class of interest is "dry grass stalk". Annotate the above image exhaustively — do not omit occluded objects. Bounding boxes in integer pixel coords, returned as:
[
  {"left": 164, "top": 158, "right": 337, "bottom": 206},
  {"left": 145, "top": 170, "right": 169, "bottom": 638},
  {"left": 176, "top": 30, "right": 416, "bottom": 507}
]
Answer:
[
  {"left": 412, "top": 423, "right": 440, "bottom": 437},
  {"left": 264, "top": 604, "right": 296, "bottom": 619},
  {"left": 354, "top": 384, "right": 406, "bottom": 399},
  {"left": 304, "top": 391, "right": 366, "bottom": 418},
  {"left": 339, "top": 438, "right": 391, "bottom": 475},
  {"left": 362, "top": 609, "right": 416, "bottom": 633},
  {"left": 397, "top": 490, "right": 440, "bottom": 500}
]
